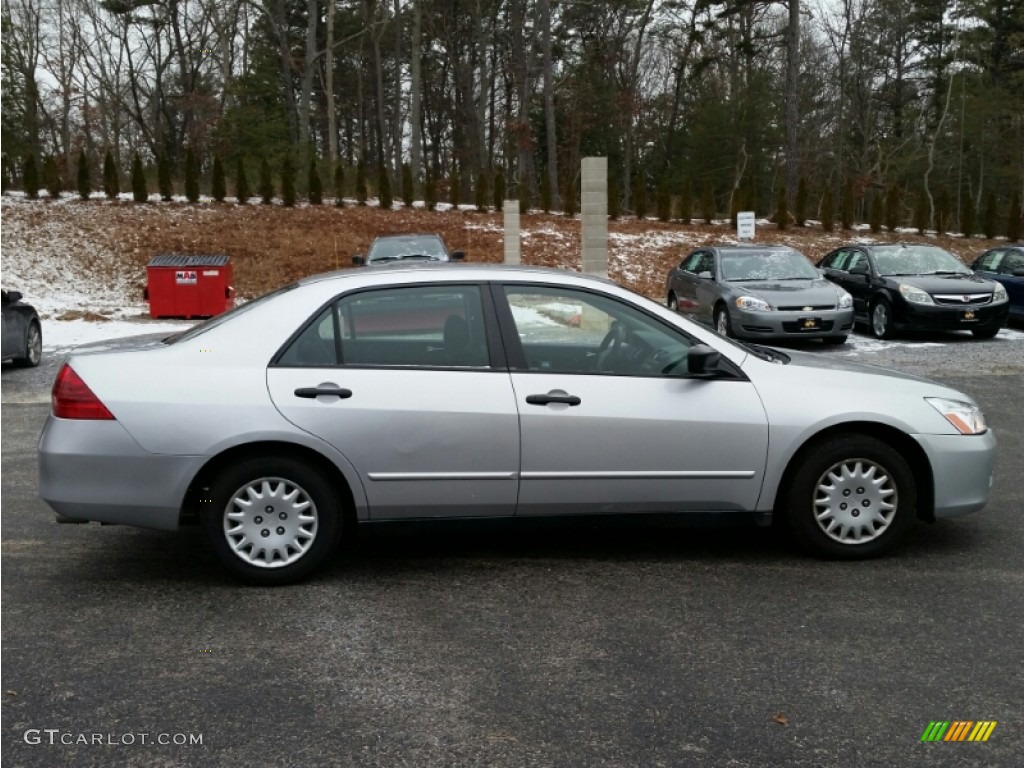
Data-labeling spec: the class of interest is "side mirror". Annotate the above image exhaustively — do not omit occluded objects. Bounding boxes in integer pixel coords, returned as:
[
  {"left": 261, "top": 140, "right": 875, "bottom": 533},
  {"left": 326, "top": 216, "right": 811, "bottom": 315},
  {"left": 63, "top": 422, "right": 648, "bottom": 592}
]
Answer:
[
  {"left": 849, "top": 264, "right": 869, "bottom": 276},
  {"left": 352, "top": 255, "right": 365, "bottom": 266},
  {"left": 450, "top": 250, "right": 465, "bottom": 261},
  {"left": 687, "top": 344, "right": 721, "bottom": 378},
  {"left": 1012, "top": 269, "right": 1024, "bottom": 277},
  {"left": 7, "top": 290, "right": 23, "bottom": 303},
  {"left": 697, "top": 270, "right": 713, "bottom": 280}
]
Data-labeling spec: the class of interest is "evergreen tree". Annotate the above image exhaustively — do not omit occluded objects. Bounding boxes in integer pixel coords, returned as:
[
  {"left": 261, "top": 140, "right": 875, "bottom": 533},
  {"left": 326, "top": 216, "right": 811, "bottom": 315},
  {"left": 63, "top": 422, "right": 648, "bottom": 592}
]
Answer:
[
  {"left": 961, "top": 193, "right": 976, "bottom": 238},
  {"left": 184, "top": 148, "right": 199, "bottom": 203},
  {"left": 562, "top": 175, "right": 577, "bottom": 217},
  {"left": 23, "top": 153, "right": 39, "bottom": 199},
  {"left": 334, "top": 161, "right": 345, "bottom": 207},
  {"left": 608, "top": 176, "right": 621, "bottom": 220},
  {"left": 774, "top": 183, "right": 788, "bottom": 230},
  {"left": 936, "top": 188, "right": 952, "bottom": 235},
  {"left": 259, "top": 157, "right": 274, "bottom": 204},
  {"left": 131, "top": 152, "right": 147, "bottom": 202},
  {"left": 77, "top": 149, "right": 91, "bottom": 200},
  {"left": 794, "top": 176, "right": 808, "bottom": 226},
  {"left": 656, "top": 176, "right": 671, "bottom": 221},
  {"left": 449, "top": 167, "right": 460, "bottom": 207},
  {"left": 821, "top": 187, "right": 835, "bottom": 232},
  {"left": 540, "top": 170, "right": 552, "bottom": 213},
  {"left": 157, "top": 152, "right": 173, "bottom": 200},
  {"left": 913, "top": 190, "right": 929, "bottom": 234},
  {"left": 982, "top": 191, "right": 998, "bottom": 238},
  {"left": 425, "top": 170, "right": 437, "bottom": 211},
  {"left": 475, "top": 170, "right": 489, "bottom": 212},
  {"left": 402, "top": 163, "right": 414, "bottom": 207},
  {"left": 378, "top": 165, "right": 392, "bottom": 209},
  {"left": 702, "top": 181, "right": 715, "bottom": 224},
  {"left": 1008, "top": 191, "right": 1022, "bottom": 242},
  {"left": 679, "top": 177, "right": 693, "bottom": 224},
  {"left": 869, "top": 192, "right": 883, "bottom": 233},
  {"left": 211, "top": 155, "right": 226, "bottom": 202},
  {"left": 633, "top": 174, "right": 647, "bottom": 219},
  {"left": 307, "top": 155, "right": 322, "bottom": 204},
  {"left": 840, "top": 178, "right": 854, "bottom": 230},
  {"left": 885, "top": 183, "right": 902, "bottom": 231},
  {"left": 102, "top": 150, "right": 120, "bottom": 199},
  {"left": 235, "top": 156, "right": 250, "bottom": 204},
  {"left": 356, "top": 160, "right": 367, "bottom": 205},
  {"left": 493, "top": 167, "right": 506, "bottom": 212},
  {"left": 43, "top": 155, "right": 62, "bottom": 198},
  {"left": 281, "top": 154, "right": 296, "bottom": 206}
]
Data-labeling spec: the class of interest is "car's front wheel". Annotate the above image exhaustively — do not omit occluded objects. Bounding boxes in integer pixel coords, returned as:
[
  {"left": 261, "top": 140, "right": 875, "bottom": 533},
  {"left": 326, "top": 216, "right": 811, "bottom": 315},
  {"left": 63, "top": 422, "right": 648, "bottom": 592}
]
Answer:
[
  {"left": 785, "top": 434, "right": 916, "bottom": 559},
  {"left": 202, "top": 456, "right": 343, "bottom": 585},
  {"left": 13, "top": 321, "right": 42, "bottom": 368}
]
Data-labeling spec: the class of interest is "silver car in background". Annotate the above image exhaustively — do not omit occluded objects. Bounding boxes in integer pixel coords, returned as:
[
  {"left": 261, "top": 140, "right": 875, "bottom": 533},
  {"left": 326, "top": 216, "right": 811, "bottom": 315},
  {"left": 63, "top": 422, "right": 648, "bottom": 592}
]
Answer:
[
  {"left": 666, "top": 245, "right": 855, "bottom": 344},
  {"left": 39, "top": 265, "right": 995, "bottom": 584}
]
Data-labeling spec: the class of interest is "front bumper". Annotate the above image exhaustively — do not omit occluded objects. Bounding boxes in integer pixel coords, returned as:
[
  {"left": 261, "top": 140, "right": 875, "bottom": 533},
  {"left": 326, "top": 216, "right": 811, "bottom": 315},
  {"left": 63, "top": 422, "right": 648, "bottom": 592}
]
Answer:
[
  {"left": 913, "top": 430, "right": 997, "bottom": 518},
  {"left": 38, "top": 415, "right": 202, "bottom": 531},
  {"left": 733, "top": 307, "right": 855, "bottom": 340},
  {"left": 897, "top": 301, "right": 1010, "bottom": 332}
]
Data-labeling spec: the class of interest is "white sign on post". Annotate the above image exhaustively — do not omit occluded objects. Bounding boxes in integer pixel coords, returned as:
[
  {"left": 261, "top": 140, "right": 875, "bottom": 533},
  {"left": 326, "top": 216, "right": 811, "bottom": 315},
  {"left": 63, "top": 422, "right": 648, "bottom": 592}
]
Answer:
[{"left": 737, "top": 211, "right": 756, "bottom": 240}]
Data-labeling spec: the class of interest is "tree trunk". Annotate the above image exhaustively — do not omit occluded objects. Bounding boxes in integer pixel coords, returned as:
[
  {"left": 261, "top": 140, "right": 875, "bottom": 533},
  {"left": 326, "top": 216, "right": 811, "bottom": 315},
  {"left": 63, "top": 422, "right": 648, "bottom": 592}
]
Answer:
[
  {"left": 410, "top": 0, "right": 423, "bottom": 189},
  {"left": 540, "top": 0, "right": 558, "bottom": 208},
  {"left": 326, "top": 0, "right": 338, "bottom": 165},
  {"left": 785, "top": 0, "right": 800, "bottom": 204},
  {"left": 393, "top": 0, "right": 403, "bottom": 175},
  {"left": 298, "top": 0, "right": 319, "bottom": 150}
]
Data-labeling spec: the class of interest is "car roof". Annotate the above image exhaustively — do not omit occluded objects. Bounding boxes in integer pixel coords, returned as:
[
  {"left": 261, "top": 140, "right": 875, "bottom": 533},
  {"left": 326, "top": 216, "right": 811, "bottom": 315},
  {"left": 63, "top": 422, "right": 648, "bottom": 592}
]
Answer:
[
  {"left": 370, "top": 233, "right": 445, "bottom": 242},
  {"left": 299, "top": 262, "right": 617, "bottom": 287}
]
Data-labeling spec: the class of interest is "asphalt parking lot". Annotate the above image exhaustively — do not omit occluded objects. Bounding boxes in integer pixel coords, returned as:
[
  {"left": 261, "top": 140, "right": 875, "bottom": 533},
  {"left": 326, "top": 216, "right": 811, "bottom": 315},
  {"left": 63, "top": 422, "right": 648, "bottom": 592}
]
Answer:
[{"left": 2, "top": 328, "right": 1023, "bottom": 767}]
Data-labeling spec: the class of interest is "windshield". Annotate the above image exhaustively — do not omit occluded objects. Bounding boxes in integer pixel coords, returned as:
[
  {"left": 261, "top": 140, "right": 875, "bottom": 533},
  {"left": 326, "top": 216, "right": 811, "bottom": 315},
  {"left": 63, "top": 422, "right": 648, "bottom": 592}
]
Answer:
[
  {"left": 721, "top": 250, "right": 818, "bottom": 281},
  {"left": 872, "top": 245, "right": 971, "bottom": 276},
  {"left": 367, "top": 236, "right": 448, "bottom": 263},
  {"left": 164, "top": 283, "right": 299, "bottom": 343}
]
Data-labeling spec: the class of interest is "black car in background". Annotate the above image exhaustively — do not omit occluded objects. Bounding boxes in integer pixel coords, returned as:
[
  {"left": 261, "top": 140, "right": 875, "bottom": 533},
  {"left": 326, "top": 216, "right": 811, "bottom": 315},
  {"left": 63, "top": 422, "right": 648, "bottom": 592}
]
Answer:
[
  {"left": 970, "top": 245, "right": 1024, "bottom": 322},
  {"left": 818, "top": 244, "right": 1010, "bottom": 339},
  {"left": 1, "top": 289, "right": 42, "bottom": 367}
]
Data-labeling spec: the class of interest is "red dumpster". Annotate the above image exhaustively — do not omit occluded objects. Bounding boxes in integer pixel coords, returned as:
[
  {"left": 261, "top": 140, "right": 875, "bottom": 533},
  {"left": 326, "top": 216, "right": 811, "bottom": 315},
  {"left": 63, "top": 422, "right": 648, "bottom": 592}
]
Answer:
[{"left": 145, "top": 254, "right": 235, "bottom": 319}]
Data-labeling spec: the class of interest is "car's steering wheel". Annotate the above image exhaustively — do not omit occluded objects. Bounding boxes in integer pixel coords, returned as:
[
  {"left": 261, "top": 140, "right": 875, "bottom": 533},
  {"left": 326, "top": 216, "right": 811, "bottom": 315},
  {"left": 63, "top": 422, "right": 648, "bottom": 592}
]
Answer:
[{"left": 595, "top": 321, "right": 627, "bottom": 371}]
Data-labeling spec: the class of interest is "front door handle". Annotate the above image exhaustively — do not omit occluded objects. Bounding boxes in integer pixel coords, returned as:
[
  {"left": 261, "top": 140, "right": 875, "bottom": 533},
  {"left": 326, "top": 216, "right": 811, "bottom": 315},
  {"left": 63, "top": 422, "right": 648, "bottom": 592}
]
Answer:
[
  {"left": 294, "top": 386, "right": 353, "bottom": 399},
  {"left": 526, "top": 393, "right": 582, "bottom": 406}
]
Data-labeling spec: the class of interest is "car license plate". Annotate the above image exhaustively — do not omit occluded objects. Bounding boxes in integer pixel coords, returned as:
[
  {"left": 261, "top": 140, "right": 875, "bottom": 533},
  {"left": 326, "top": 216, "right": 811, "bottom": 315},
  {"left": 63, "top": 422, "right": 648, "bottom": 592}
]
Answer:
[
  {"left": 963, "top": 310, "right": 976, "bottom": 321},
  {"left": 801, "top": 317, "right": 819, "bottom": 330}
]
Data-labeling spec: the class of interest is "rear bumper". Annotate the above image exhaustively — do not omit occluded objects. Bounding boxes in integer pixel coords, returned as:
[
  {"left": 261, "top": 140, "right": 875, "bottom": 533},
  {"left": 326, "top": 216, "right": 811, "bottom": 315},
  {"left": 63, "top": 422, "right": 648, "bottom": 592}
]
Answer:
[
  {"left": 734, "top": 308, "right": 855, "bottom": 339},
  {"left": 38, "top": 415, "right": 202, "bottom": 531},
  {"left": 897, "top": 301, "right": 1010, "bottom": 332},
  {"left": 913, "top": 430, "right": 997, "bottom": 518}
]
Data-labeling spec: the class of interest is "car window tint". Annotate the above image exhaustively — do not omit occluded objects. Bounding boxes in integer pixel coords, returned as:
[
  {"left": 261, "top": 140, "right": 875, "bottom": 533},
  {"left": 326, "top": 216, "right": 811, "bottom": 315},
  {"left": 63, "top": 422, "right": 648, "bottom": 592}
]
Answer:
[
  {"left": 503, "top": 285, "right": 691, "bottom": 376},
  {"left": 975, "top": 250, "right": 1002, "bottom": 271},
  {"left": 847, "top": 251, "right": 868, "bottom": 272},
  {"left": 697, "top": 253, "right": 716, "bottom": 275},
  {"left": 1002, "top": 250, "right": 1024, "bottom": 273},
  {"left": 277, "top": 306, "right": 338, "bottom": 366},
  {"left": 682, "top": 252, "right": 702, "bottom": 272},
  {"left": 338, "top": 285, "right": 489, "bottom": 367}
]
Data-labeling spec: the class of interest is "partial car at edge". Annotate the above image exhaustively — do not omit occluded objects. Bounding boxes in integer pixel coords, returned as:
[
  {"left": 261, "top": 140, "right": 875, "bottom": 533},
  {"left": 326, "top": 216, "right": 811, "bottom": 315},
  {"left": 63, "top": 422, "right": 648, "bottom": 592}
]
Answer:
[
  {"left": 2, "top": 289, "right": 43, "bottom": 368},
  {"left": 39, "top": 265, "right": 996, "bottom": 584},
  {"left": 970, "top": 244, "right": 1024, "bottom": 321}
]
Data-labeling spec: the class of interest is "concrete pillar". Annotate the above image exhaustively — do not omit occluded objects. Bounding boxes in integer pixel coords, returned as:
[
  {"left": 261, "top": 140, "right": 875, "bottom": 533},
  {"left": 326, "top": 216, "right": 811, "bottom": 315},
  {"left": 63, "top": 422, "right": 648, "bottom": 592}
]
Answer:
[
  {"left": 503, "top": 200, "right": 520, "bottom": 264},
  {"left": 581, "top": 157, "right": 608, "bottom": 277}
]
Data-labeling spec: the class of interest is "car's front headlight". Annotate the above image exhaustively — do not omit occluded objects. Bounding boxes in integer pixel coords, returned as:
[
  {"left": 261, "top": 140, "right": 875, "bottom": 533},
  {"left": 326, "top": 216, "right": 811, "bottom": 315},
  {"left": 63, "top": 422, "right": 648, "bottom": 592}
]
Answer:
[
  {"left": 735, "top": 296, "right": 772, "bottom": 312},
  {"left": 992, "top": 283, "right": 1008, "bottom": 302},
  {"left": 926, "top": 397, "right": 988, "bottom": 435},
  {"left": 899, "top": 283, "right": 934, "bottom": 304},
  {"left": 837, "top": 289, "right": 853, "bottom": 309}
]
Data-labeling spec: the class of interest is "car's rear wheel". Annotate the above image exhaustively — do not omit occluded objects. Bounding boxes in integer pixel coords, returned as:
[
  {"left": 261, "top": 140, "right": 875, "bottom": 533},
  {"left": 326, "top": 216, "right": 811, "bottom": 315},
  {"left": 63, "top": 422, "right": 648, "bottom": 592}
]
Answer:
[
  {"left": 667, "top": 292, "right": 679, "bottom": 312},
  {"left": 13, "top": 321, "right": 42, "bottom": 368},
  {"left": 785, "top": 434, "right": 916, "bottom": 559},
  {"left": 714, "top": 305, "right": 733, "bottom": 337},
  {"left": 202, "top": 456, "right": 343, "bottom": 585},
  {"left": 870, "top": 299, "right": 895, "bottom": 339},
  {"left": 971, "top": 325, "right": 1000, "bottom": 339},
  {"left": 822, "top": 335, "right": 847, "bottom": 345}
]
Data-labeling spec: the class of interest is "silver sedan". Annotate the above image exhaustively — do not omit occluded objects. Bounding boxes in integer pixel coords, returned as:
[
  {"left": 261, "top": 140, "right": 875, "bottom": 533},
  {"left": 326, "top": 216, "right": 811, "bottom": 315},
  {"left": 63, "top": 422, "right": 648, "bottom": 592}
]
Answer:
[{"left": 39, "top": 265, "right": 996, "bottom": 584}]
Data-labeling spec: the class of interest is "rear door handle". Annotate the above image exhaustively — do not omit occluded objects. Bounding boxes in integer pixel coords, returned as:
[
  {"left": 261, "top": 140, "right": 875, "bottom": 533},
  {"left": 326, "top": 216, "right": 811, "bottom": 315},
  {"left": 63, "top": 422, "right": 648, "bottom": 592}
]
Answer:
[
  {"left": 294, "top": 386, "right": 353, "bottom": 399},
  {"left": 525, "top": 393, "right": 581, "bottom": 406}
]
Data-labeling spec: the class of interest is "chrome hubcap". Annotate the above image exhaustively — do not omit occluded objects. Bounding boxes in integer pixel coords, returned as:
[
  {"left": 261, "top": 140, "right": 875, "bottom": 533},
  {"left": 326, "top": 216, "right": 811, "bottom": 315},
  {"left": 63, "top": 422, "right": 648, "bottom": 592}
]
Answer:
[
  {"left": 27, "top": 325, "right": 41, "bottom": 364},
  {"left": 872, "top": 305, "right": 888, "bottom": 337},
  {"left": 223, "top": 477, "right": 318, "bottom": 568},
  {"left": 813, "top": 459, "right": 897, "bottom": 544}
]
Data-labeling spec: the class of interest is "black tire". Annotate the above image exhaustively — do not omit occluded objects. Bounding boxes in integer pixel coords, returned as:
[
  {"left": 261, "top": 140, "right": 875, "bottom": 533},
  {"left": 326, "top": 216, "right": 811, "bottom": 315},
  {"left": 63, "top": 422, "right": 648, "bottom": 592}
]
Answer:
[
  {"left": 821, "top": 335, "right": 848, "bottom": 345},
  {"left": 13, "top": 321, "right": 42, "bottom": 368},
  {"left": 870, "top": 299, "right": 895, "bottom": 340},
  {"left": 784, "top": 434, "right": 916, "bottom": 559},
  {"left": 667, "top": 292, "right": 679, "bottom": 312},
  {"left": 714, "top": 305, "right": 733, "bottom": 338},
  {"left": 971, "top": 325, "right": 1000, "bottom": 340},
  {"left": 201, "top": 456, "right": 343, "bottom": 585}
]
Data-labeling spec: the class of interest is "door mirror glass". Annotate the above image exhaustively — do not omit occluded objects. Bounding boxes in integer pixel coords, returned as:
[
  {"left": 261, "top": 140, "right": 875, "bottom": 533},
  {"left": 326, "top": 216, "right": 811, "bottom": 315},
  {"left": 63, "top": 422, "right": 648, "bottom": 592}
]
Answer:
[
  {"left": 450, "top": 250, "right": 465, "bottom": 261},
  {"left": 687, "top": 344, "right": 721, "bottom": 377},
  {"left": 352, "top": 255, "right": 365, "bottom": 266},
  {"left": 849, "top": 263, "right": 869, "bottom": 276},
  {"left": 697, "top": 271, "right": 712, "bottom": 280},
  {"left": 6, "top": 291, "right": 22, "bottom": 303}
]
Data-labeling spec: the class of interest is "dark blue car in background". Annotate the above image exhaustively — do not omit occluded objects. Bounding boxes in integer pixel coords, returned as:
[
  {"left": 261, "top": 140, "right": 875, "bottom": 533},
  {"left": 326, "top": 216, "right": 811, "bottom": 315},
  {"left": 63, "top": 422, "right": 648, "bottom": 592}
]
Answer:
[{"left": 970, "top": 245, "right": 1024, "bottom": 322}]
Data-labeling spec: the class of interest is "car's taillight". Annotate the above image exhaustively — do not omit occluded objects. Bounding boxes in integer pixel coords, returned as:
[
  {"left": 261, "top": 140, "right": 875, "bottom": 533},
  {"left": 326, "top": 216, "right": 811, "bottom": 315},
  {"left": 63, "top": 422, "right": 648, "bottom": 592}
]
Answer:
[{"left": 52, "top": 364, "right": 115, "bottom": 420}]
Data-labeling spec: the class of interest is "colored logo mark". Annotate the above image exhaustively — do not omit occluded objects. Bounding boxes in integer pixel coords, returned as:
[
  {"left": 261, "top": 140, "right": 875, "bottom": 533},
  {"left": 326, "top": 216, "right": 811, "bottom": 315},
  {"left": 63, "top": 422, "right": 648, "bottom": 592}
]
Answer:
[{"left": 921, "top": 721, "right": 997, "bottom": 742}]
